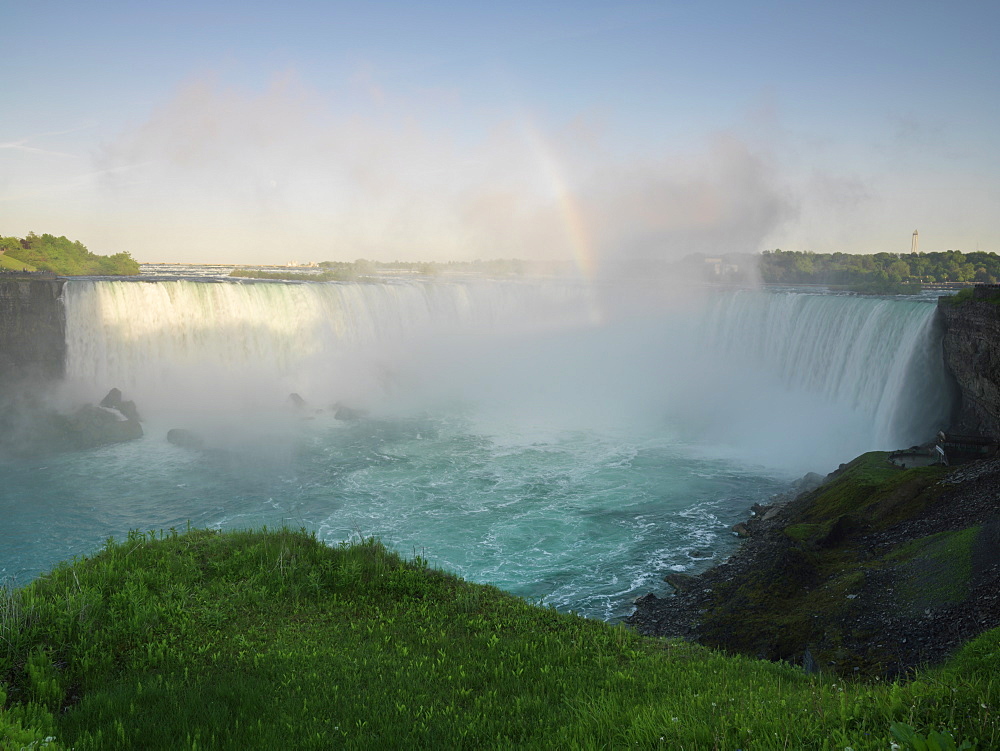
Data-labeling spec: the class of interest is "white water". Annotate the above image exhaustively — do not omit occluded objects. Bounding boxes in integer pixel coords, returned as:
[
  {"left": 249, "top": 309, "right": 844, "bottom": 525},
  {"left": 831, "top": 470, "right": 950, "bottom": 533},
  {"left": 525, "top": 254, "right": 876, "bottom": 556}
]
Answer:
[{"left": 0, "top": 277, "right": 951, "bottom": 618}]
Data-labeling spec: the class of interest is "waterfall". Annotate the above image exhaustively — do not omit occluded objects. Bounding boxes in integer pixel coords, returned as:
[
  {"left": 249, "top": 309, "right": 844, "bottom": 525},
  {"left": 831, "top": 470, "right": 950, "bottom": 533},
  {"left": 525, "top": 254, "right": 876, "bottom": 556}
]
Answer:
[
  {"left": 688, "top": 289, "right": 951, "bottom": 466},
  {"left": 4, "top": 279, "right": 955, "bottom": 602},
  {"left": 60, "top": 279, "right": 951, "bottom": 472},
  {"left": 61, "top": 278, "right": 593, "bottom": 414}
]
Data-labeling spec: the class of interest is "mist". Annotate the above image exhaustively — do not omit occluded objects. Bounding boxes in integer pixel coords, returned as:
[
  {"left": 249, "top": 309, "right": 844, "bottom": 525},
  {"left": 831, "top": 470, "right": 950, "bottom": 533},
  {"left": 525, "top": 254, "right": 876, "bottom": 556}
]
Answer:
[
  {"left": 88, "top": 75, "right": 795, "bottom": 269},
  {"left": 48, "top": 274, "right": 950, "bottom": 478}
]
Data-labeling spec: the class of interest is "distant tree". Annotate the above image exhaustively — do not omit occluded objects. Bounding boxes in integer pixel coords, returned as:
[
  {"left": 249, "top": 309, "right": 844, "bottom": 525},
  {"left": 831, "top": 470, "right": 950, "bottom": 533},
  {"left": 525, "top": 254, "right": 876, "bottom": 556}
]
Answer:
[{"left": 1, "top": 232, "right": 139, "bottom": 275}]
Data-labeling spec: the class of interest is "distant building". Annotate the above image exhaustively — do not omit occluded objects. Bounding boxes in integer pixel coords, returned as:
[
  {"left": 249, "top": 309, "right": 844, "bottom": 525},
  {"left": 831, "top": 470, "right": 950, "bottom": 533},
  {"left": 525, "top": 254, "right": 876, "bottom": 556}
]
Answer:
[
  {"left": 911, "top": 230, "right": 919, "bottom": 254},
  {"left": 704, "top": 257, "right": 740, "bottom": 278}
]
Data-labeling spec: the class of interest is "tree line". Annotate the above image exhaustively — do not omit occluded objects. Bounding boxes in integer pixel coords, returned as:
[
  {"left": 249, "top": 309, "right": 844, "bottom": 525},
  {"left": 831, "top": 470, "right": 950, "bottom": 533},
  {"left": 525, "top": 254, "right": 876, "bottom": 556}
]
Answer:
[
  {"left": 757, "top": 249, "right": 999, "bottom": 290},
  {"left": 0, "top": 232, "right": 140, "bottom": 276}
]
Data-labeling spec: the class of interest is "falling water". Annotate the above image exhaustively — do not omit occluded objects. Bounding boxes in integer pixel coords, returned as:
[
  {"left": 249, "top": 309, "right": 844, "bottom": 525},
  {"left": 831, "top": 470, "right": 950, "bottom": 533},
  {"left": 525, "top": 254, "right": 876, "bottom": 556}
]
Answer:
[{"left": 0, "top": 278, "right": 951, "bottom": 618}]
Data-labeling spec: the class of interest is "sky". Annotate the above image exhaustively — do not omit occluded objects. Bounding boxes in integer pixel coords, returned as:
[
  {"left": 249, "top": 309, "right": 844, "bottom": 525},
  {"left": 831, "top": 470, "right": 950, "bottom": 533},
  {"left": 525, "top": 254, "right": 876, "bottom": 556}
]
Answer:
[{"left": 2, "top": 0, "right": 998, "bottom": 267}]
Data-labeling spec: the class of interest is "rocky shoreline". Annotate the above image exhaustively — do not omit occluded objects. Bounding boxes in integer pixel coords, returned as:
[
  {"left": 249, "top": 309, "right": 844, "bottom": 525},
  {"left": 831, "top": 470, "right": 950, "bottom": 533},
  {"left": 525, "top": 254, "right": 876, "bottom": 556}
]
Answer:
[
  {"left": 627, "top": 454, "right": 1000, "bottom": 677},
  {"left": 627, "top": 291, "right": 1000, "bottom": 677}
]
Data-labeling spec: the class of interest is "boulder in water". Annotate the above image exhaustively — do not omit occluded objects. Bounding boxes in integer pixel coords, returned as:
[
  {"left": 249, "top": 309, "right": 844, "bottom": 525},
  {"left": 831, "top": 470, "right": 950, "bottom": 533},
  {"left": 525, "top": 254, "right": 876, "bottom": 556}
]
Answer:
[
  {"left": 167, "top": 428, "right": 205, "bottom": 451},
  {"left": 64, "top": 403, "right": 144, "bottom": 448},
  {"left": 100, "top": 387, "right": 142, "bottom": 423},
  {"left": 333, "top": 402, "right": 367, "bottom": 421},
  {"left": 21, "top": 390, "right": 145, "bottom": 453}
]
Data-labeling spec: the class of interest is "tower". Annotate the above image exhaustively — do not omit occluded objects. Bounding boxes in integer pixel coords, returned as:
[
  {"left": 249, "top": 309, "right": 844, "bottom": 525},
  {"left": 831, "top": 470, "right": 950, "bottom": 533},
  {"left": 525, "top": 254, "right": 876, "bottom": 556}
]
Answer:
[{"left": 911, "top": 229, "right": 919, "bottom": 254}]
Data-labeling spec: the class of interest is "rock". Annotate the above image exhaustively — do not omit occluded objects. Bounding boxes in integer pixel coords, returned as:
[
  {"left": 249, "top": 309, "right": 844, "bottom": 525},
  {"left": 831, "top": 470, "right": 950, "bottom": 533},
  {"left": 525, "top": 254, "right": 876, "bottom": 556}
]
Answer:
[
  {"left": 803, "top": 648, "right": 819, "bottom": 675},
  {"left": 0, "top": 278, "right": 66, "bottom": 387},
  {"left": 629, "top": 450, "right": 1000, "bottom": 679},
  {"left": 99, "top": 387, "right": 123, "bottom": 409},
  {"left": 99, "top": 387, "right": 141, "bottom": 423},
  {"left": 333, "top": 402, "right": 367, "bottom": 421},
  {"left": 57, "top": 402, "right": 143, "bottom": 450},
  {"left": 664, "top": 573, "right": 698, "bottom": 592},
  {"left": 167, "top": 428, "right": 205, "bottom": 450},
  {"left": 762, "top": 506, "right": 783, "bottom": 522},
  {"left": 732, "top": 522, "right": 751, "bottom": 538},
  {"left": 0, "top": 388, "right": 143, "bottom": 456},
  {"left": 794, "top": 472, "right": 825, "bottom": 493},
  {"left": 939, "top": 296, "right": 1000, "bottom": 436}
]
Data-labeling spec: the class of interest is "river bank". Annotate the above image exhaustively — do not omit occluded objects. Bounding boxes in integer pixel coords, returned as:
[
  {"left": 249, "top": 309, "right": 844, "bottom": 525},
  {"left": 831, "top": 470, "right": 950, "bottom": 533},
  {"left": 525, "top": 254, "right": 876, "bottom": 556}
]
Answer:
[
  {"left": 628, "top": 292, "right": 1000, "bottom": 676},
  {"left": 627, "top": 451, "right": 1000, "bottom": 676}
]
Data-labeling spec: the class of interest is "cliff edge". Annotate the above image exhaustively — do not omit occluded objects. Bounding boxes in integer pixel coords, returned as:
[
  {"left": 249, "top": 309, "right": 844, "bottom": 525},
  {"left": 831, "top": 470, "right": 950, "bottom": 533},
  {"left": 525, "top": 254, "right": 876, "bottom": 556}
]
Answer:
[
  {"left": 939, "top": 285, "right": 1000, "bottom": 437},
  {"left": 629, "top": 290, "right": 1000, "bottom": 677},
  {"left": 0, "top": 278, "right": 66, "bottom": 388}
]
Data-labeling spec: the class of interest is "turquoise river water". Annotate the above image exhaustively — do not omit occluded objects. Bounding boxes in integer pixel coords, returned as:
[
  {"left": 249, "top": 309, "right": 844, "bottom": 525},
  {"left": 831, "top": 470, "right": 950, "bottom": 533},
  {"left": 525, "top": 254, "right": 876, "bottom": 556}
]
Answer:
[{"left": 0, "top": 273, "right": 952, "bottom": 620}]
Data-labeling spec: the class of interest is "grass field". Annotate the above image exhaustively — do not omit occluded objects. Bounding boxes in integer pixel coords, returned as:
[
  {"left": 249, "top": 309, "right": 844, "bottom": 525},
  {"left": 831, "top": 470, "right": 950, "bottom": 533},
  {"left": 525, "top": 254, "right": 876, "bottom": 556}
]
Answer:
[
  {"left": 2, "top": 527, "right": 996, "bottom": 749},
  {"left": 0, "top": 254, "right": 37, "bottom": 272}
]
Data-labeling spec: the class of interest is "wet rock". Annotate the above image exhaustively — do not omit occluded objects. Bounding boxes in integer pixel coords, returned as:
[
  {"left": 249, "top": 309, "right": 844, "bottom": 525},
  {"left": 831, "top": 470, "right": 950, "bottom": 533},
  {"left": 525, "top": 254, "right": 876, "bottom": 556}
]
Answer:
[
  {"left": 167, "top": 428, "right": 205, "bottom": 450},
  {"left": 794, "top": 472, "right": 826, "bottom": 493},
  {"left": 629, "top": 452, "right": 1000, "bottom": 678},
  {"left": 99, "top": 387, "right": 141, "bottom": 423},
  {"left": 664, "top": 573, "right": 698, "bottom": 592},
  {"left": 62, "top": 402, "right": 143, "bottom": 448},
  {"left": 333, "top": 402, "right": 367, "bottom": 421}
]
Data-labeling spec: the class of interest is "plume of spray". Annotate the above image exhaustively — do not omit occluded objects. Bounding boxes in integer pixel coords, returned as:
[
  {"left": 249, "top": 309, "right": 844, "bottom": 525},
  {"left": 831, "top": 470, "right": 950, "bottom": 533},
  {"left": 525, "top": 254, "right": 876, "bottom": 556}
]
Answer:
[{"left": 78, "top": 76, "right": 948, "bottom": 475}]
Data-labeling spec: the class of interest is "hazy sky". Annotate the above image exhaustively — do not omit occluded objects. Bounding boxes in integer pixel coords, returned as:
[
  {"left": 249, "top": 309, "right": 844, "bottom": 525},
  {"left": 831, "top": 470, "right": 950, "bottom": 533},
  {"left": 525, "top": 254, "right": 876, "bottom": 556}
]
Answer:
[{"left": 2, "top": 1, "right": 998, "bottom": 266}]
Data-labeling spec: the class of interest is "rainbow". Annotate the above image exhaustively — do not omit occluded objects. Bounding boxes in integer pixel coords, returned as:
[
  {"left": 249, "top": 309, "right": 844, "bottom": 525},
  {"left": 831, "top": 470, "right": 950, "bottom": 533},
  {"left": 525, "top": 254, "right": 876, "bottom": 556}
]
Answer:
[{"left": 517, "top": 116, "right": 598, "bottom": 282}]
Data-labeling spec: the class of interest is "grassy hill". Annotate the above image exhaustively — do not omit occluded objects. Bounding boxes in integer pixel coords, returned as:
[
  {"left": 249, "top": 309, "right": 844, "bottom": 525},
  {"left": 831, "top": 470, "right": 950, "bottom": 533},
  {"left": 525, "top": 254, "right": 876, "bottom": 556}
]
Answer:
[
  {"left": 0, "top": 233, "right": 139, "bottom": 276},
  {"left": 0, "top": 253, "right": 37, "bottom": 272},
  {"left": 2, "top": 527, "right": 996, "bottom": 749}
]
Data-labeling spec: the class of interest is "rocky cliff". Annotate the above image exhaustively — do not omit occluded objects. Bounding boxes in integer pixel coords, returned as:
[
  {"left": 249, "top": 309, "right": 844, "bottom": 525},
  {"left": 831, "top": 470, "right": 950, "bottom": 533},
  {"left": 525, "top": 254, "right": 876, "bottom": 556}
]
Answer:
[
  {"left": 628, "top": 291, "right": 1000, "bottom": 677},
  {"left": 939, "top": 286, "right": 1000, "bottom": 437},
  {"left": 628, "top": 453, "right": 1000, "bottom": 677},
  {"left": 0, "top": 277, "right": 66, "bottom": 387}
]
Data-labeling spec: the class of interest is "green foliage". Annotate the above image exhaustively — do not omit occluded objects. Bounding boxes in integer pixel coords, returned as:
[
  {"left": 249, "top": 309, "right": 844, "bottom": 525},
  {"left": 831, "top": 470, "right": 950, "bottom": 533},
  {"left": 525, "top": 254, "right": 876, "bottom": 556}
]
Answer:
[
  {"left": 940, "top": 286, "right": 1000, "bottom": 306},
  {"left": 230, "top": 268, "right": 363, "bottom": 282},
  {"left": 0, "top": 237, "right": 37, "bottom": 271},
  {"left": 0, "top": 527, "right": 996, "bottom": 749},
  {"left": 0, "top": 686, "right": 64, "bottom": 750},
  {"left": 891, "top": 722, "right": 974, "bottom": 750},
  {"left": 886, "top": 528, "right": 978, "bottom": 609},
  {"left": 1, "top": 233, "right": 140, "bottom": 276},
  {"left": 797, "top": 452, "right": 947, "bottom": 528},
  {"left": 941, "top": 287, "right": 977, "bottom": 305},
  {"left": 759, "top": 248, "right": 1000, "bottom": 288},
  {"left": 694, "top": 455, "right": 968, "bottom": 673}
]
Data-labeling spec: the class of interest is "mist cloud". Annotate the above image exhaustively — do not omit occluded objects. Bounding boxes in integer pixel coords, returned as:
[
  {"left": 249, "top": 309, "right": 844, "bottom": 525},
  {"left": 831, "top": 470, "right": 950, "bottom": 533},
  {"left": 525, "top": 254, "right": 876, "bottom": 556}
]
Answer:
[
  {"left": 96, "top": 74, "right": 795, "bottom": 265},
  {"left": 579, "top": 135, "right": 793, "bottom": 270}
]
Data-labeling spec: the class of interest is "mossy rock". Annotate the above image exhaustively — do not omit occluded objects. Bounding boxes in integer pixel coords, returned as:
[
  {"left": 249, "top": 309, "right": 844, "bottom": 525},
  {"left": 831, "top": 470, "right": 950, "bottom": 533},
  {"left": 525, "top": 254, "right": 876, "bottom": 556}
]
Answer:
[
  {"left": 797, "top": 453, "right": 949, "bottom": 533},
  {"left": 886, "top": 526, "right": 979, "bottom": 613}
]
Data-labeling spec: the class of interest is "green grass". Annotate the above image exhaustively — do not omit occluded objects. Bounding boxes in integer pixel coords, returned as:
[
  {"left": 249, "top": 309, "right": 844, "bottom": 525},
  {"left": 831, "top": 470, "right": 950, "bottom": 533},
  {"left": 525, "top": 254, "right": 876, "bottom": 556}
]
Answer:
[
  {"left": 2, "top": 527, "right": 997, "bottom": 749},
  {"left": 0, "top": 254, "right": 37, "bottom": 272},
  {"left": 797, "top": 452, "right": 949, "bottom": 531},
  {"left": 940, "top": 287, "right": 1000, "bottom": 306},
  {"left": 694, "top": 456, "right": 971, "bottom": 673},
  {"left": 887, "top": 527, "right": 979, "bottom": 610}
]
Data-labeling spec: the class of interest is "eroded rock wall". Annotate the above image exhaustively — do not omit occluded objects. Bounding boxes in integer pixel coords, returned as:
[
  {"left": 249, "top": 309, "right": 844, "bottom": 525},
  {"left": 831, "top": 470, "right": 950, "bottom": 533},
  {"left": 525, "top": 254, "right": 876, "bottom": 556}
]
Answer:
[
  {"left": 939, "top": 291, "right": 1000, "bottom": 437},
  {"left": 0, "top": 278, "right": 66, "bottom": 387}
]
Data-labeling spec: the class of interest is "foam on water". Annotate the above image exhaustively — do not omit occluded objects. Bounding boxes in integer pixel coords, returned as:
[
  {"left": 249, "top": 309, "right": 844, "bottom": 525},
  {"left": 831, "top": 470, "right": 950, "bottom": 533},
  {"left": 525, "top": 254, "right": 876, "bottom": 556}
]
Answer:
[{"left": 0, "top": 278, "right": 952, "bottom": 619}]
